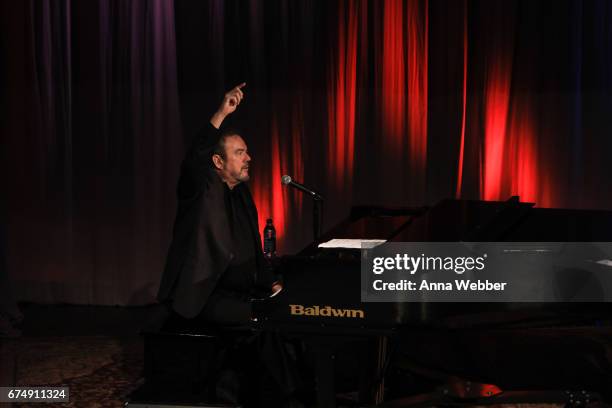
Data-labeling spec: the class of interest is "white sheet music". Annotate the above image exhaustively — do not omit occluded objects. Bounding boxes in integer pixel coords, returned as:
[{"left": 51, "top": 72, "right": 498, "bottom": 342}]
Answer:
[
  {"left": 596, "top": 259, "right": 612, "bottom": 267},
  {"left": 317, "top": 238, "right": 386, "bottom": 249}
]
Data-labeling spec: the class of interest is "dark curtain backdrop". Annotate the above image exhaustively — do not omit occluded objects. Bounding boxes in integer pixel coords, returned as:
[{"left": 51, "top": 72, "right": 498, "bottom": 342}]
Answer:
[
  {"left": 1, "top": 0, "right": 183, "bottom": 305},
  {"left": 2, "top": 0, "right": 612, "bottom": 306}
]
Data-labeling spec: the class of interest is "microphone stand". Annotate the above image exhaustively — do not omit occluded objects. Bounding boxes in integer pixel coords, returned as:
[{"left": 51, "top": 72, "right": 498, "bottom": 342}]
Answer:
[
  {"left": 313, "top": 196, "right": 323, "bottom": 241},
  {"left": 282, "top": 175, "right": 324, "bottom": 240}
]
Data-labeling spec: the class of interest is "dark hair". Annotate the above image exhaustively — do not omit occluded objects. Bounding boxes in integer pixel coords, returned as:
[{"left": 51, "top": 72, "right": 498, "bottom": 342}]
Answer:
[{"left": 212, "top": 128, "right": 242, "bottom": 160}]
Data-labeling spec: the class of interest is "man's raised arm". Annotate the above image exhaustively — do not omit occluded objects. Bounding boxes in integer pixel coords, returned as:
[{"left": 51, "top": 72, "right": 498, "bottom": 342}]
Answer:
[
  {"left": 188, "top": 83, "right": 247, "bottom": 156},
  {"left": 210, "top": 82, "right": 246, "bottom": 129}
]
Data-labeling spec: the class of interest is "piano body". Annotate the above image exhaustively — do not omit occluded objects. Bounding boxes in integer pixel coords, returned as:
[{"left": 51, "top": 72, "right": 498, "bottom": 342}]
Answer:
[{"left": 253, "top": 198, "right": 612, "bottom": 406}]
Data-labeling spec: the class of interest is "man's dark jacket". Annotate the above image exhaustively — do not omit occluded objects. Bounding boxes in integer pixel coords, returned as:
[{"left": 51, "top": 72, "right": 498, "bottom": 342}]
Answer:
[{"left": 157, "top": 124, "right": 272, "bottom": 318}]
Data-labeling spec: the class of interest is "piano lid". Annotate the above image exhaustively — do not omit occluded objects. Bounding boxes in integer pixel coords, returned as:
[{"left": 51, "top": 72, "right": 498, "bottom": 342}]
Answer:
[
  {"left": 298, "top": 197, "right": 612, "bottom": 256},
  {"left": 391, "top": 197, "right": 612, "bottom": 242}
]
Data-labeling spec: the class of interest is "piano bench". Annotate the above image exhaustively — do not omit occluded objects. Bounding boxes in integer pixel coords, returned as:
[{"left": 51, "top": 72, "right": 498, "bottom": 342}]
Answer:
[
  {"left": 136, "top": 325, "right": 254, "bottom": 406},
  {"left": 142, "top": 329, "right": 222, "bottom": 397}
]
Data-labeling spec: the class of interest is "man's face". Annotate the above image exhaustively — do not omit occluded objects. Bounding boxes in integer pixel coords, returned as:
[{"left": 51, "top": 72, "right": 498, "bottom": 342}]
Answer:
[{"left": 216, "top": 135, "right": 251, "bottom": 188}]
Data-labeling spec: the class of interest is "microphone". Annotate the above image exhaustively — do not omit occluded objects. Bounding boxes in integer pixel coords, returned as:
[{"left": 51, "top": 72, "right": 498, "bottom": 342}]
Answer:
[{"left": 281, "top": 175, "right": 323, "bottom": 200}]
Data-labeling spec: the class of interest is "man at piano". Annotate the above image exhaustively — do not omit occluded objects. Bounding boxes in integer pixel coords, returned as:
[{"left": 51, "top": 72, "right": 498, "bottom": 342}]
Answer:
[
  {"left": 157, "top": 84, "right": 294, "bottom": 406},
  {"left": 158, "top": 82, "right": 282, "bottom": 324}
]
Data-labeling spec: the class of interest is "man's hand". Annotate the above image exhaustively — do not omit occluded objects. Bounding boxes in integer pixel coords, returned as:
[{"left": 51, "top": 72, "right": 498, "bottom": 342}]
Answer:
[
  {"left": 270, "top": 282, "right": 283, "bottom": 297},
  {"left": 210, "top": 82, "right": 246, "bottom": 129}
]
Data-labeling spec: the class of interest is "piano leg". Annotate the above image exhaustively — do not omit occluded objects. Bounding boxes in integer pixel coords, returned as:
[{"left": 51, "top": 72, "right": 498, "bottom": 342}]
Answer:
[
  {"left": 358, "top": 335, "right": 389, "bottom": 405},
  {"left": 374, "top": 335, "right": 389, "bottom": 404},
  {"left": 311, "top": 338, "right": 337, "bottom": 408},
  {"left": 308, "top": 335, "right": 391, "bottom": 407}
]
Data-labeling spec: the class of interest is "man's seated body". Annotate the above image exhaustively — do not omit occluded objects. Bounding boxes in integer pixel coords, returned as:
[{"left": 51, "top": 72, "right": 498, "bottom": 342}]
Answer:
[{"left": 157, "top": 84, "right": 295, "bottom": 407}]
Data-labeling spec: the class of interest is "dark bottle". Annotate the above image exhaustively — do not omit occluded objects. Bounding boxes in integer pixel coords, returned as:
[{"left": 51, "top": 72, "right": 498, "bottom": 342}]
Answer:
[{"left": 263, "top": 218, "right": 276, "bottom": 258}]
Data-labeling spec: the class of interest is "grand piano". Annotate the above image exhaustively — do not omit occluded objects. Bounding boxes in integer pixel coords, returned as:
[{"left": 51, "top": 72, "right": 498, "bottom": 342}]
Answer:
[{"left": 253, "top": 197, "right": 612, "bottom": 406}]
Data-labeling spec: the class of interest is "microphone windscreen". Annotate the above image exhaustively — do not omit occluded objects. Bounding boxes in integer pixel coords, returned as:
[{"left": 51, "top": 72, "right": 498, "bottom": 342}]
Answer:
[{"left": 281, "top": 175, "right": 292, "bottom": 185}]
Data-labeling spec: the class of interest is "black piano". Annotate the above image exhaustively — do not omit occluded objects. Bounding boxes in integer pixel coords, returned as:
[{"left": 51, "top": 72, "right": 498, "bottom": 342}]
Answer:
[{"left": 253, "top": 198, "right": 612, "bottom": 406}]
